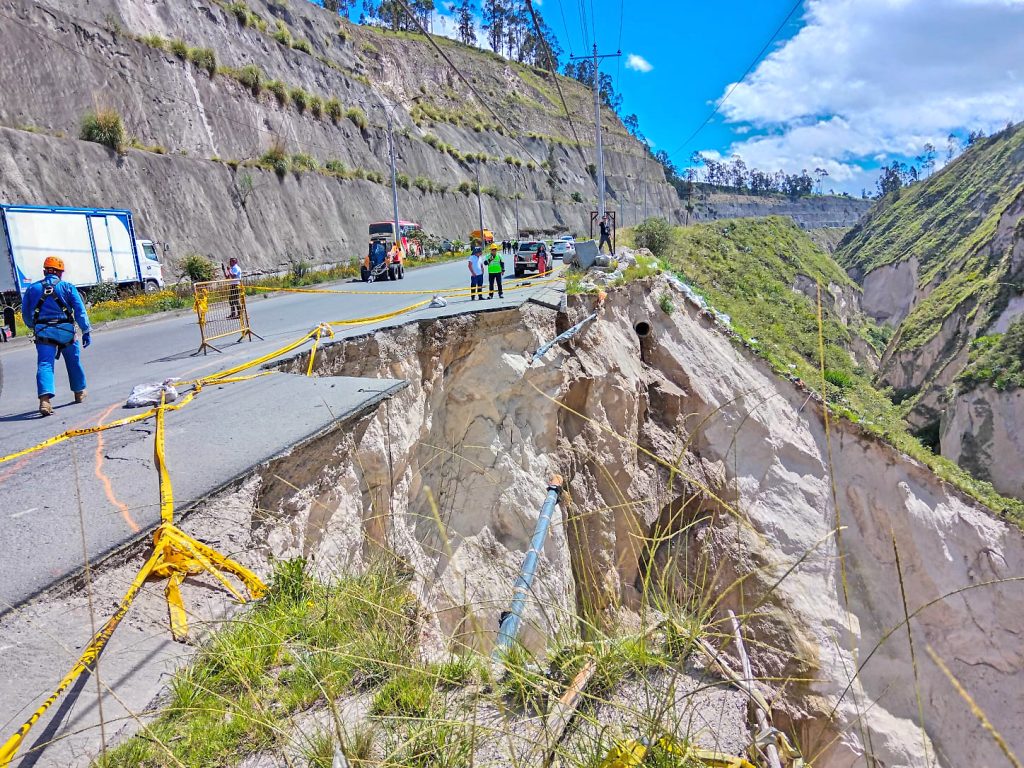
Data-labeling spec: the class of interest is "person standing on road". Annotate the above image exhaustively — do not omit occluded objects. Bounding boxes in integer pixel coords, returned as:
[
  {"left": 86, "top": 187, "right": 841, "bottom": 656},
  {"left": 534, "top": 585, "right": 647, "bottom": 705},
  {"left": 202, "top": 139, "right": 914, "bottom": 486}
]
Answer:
[
  {"left": 486, "top": 243, "right": 504, "bottom": 299},
  {"left": 535, "top": 242, "right": 549, "bottom": 276},
  {"left": 222, "top": 257, "right": 243, "bottom": 320},
  {"left": 598, "top": 215, "right": 613, "bottom": 254},
  {"left": 21, "top": 256, "right": 91, "bottom": 417},
  {"left": 468, "top": 246, "right": 485, "bottom": 300}
]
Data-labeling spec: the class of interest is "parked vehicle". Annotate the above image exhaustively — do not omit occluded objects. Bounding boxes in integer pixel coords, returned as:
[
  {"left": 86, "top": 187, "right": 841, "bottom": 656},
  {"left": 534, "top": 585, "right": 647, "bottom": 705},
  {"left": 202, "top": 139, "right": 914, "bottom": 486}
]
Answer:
[
  {"left": 0, "top": 204, "right": 164, "bottom": 301},
  {"left": 362, "top": 238, "right": 403, "bottom": 282},
  {"left": 469, "top": 229, "right": 494, "bottom": 248},
  {"left": 514, "top": 240, "right": 542, "bottom": 277},
  {"left": 550, "top": 240, "right": 576, "bottom": 260},
  {"left": 369, "top": 220, "right": 420, "bottom": 259}
]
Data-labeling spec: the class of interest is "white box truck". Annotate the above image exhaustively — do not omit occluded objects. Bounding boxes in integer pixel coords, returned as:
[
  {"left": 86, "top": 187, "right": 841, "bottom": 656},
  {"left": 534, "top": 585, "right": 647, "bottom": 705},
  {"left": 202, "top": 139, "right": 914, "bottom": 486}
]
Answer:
[{"left": 0, "top": 204, "right": 165, "bottom": 300}]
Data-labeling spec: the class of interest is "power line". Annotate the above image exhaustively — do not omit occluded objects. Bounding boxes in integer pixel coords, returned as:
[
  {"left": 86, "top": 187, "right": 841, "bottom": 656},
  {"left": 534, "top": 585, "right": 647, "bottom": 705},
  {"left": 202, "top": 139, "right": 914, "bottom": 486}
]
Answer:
[
  {"left": 555, "top": 0, "right": 575, "bottom": 58},
  {"left": 524, "top": 0, "right": 587, "bottom": 162},
  {"left": 667, "top": 0, "right": 804, "bottom": 158},
  {"left": 391, "top": 0, "right": 546, "bottom": 168}
]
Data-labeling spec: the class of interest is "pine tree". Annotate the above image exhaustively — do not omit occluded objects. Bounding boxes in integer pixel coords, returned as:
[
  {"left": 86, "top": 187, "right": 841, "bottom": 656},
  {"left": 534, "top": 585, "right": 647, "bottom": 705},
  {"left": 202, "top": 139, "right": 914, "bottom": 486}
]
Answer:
[{"left": 451, "top": 0, "right": 476, "bottom": 44}]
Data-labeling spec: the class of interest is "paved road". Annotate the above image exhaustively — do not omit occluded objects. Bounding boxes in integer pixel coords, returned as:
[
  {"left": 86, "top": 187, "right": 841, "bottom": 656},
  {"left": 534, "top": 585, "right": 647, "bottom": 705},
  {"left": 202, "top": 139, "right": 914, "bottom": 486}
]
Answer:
[{"left": 0, "top": 259, "right": 561, "bottom": 610}]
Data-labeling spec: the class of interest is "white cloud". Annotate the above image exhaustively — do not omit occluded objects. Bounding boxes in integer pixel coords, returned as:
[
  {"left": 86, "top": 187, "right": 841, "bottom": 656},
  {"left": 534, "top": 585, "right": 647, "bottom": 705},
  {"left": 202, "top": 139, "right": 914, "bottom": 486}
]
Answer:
[
  {"left": 626, "top": 54, "right": 653, "bottom": 73},
  {"left": 703, "top": 0, "right": 1024, "bottom": 191}
]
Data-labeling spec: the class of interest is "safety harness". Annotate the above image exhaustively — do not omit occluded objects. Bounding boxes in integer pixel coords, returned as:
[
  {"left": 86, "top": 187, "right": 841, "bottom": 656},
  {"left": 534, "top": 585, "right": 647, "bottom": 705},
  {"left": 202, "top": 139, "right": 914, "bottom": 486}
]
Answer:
[{"left": 32, "top": 281, "right": 76, "bottom": 351}]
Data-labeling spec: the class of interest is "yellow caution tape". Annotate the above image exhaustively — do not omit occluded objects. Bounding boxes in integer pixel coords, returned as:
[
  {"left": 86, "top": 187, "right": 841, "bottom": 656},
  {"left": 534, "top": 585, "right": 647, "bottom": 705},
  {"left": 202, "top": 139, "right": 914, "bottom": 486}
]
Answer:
[
  {"left": 245, "top": 273, "right": 562, "bottom": 297},
  {"left": 328, "top": 298, "right": 432, "bottom": 327},
  {"left": 0, "top": 541, "right": 161, "bottom": 767},
  {"left": 0, "top": 386, "right": 267, "bottom": 767},
  {"left": 306, "top": 324, "right": 335, "bottom": 377},
  {"left": 600, "top": 737, "right": 756, "bottom": 768}
]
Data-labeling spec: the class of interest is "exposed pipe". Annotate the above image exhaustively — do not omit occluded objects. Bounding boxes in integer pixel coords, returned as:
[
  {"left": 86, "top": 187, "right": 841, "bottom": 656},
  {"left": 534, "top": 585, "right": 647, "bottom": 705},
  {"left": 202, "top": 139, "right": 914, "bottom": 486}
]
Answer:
[
  {"left": 494, "top": 475, "right": 564, "bottom": 653},
  {"left": 532, "top": 313, "right": 597, "bottom": 362}
]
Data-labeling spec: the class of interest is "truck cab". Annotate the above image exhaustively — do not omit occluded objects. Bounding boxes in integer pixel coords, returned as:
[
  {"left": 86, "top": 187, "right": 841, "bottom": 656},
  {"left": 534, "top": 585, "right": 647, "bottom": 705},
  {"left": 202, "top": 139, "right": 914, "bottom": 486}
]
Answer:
[{"left": 135, "top": 239, "right": 165, "bottom": 291}]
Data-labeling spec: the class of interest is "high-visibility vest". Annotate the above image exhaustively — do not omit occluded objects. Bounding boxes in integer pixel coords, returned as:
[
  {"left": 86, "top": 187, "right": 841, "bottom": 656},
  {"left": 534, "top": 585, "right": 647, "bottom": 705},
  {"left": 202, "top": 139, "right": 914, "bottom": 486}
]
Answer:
[{"left": 486, "top": 252, "right": 503, "bottom": 273}]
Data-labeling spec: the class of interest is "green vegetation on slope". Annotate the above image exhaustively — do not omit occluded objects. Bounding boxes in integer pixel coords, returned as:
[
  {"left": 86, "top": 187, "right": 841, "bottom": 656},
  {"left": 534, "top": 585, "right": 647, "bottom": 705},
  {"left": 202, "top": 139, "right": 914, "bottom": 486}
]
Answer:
[
  {"left": 958, "top": 316, "right": 1024, "bottom": 391},
  {"left": 837, "top": 123, "right": 1024, "bottom": 279},
  {"left": 660, "top": 216, "right": 858, "bottom": 376},
  {"left": 638, "top": 216, "right": 1023, "bottom": 522},
  {"left": 836, "top": 123, "right": 1024, "bottom": 358}
]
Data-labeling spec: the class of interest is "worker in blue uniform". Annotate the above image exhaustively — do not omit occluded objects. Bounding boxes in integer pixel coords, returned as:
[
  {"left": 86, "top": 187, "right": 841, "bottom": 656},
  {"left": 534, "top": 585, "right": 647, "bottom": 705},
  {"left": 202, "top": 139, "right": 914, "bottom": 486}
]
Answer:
[{"left": 21, "top": 256, "right": 92, "bottom": 417}]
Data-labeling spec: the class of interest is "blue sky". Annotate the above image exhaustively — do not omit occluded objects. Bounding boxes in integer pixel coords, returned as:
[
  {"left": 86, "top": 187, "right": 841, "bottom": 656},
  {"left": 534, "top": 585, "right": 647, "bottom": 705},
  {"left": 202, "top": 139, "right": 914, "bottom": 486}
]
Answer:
[{"left": 343, "top": 0, "right": 1024, "bottom": 194}]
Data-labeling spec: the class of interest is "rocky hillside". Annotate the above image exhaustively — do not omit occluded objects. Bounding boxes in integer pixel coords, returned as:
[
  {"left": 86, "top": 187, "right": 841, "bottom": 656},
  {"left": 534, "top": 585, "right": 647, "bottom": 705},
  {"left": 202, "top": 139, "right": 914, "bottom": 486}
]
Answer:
[
  {"left": 835, "top": 122, "right": 1024, "bottom": 497},
  {"left": 0, "top": 0, "right": 865, "bottom": 274}
]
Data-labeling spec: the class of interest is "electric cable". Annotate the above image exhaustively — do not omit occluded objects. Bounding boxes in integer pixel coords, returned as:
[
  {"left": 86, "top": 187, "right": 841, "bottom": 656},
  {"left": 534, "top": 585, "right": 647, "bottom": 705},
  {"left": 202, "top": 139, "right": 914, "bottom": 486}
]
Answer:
[{"left": 667, "top": 0, "right": 804, "bottom": 157}]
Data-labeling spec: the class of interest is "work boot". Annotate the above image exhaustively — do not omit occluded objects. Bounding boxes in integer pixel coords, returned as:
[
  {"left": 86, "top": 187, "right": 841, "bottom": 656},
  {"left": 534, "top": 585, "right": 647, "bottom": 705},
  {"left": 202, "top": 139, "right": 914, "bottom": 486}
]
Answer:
[
  {"left": 74, "top": 390, "right": 87, "bottom": 404},
  {"left": 39, "top": 396, "right": 53, "bottom": 417}
]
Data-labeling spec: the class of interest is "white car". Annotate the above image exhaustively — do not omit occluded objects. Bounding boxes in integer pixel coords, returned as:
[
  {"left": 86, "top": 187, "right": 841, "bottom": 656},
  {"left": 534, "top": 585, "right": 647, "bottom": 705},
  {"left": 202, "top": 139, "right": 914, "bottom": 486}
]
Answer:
[{"left": 550, "top": 240, "right": 576, "bottom": 259}]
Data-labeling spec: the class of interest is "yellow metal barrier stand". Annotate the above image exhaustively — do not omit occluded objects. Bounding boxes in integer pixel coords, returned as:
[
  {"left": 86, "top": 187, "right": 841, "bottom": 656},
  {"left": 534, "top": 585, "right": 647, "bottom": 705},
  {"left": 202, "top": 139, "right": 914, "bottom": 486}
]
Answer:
[{"left": 193, "top": 278, "right": 263, "bottom": 355}]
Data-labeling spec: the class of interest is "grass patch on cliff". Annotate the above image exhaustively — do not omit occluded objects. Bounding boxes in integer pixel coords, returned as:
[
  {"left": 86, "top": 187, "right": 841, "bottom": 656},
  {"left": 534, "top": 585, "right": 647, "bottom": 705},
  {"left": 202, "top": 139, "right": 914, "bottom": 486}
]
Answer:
[
  {"left": 96, "top": 560, "right": 419, "bottom": 767},
  {"left": 957, "top": 317, "right": 1024, "bottom": 392}
]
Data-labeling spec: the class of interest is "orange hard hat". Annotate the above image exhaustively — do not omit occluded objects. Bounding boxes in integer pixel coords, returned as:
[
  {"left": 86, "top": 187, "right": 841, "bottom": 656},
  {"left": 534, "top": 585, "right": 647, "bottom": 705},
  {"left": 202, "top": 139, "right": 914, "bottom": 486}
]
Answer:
[{"left": 43, "top": 256, "right": 65, "bottom": 272}]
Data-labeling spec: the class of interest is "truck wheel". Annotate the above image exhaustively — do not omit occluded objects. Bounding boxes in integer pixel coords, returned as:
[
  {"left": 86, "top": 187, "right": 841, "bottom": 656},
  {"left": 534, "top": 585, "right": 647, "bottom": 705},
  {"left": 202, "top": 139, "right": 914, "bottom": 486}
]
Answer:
[
  {"left": 361, "top": 268, "right": 370, "bottom": 283},
  {"left": 398, "top": 266, "right": 405, "bottom": 279},
  {"left": 514, "top": 267, "right": 523, "bottom": 278},
  {"left": 145, "top": 280, "right": 160, "bottom": 293}
]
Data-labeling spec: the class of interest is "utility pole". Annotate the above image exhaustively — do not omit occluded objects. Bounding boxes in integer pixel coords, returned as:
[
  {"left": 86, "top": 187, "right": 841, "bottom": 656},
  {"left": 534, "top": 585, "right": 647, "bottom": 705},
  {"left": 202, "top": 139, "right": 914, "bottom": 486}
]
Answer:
[
  {"left": 384, "top": 109, "right": 401, "bottom": 254},
  {"left": 513, "top": 173, "right": 520, "bottom": 238},
  {"left": 475, "top": 158, "right": 485, "bottom": 245},
  {"left": 570, "top": 45, "right": 620, "bottom": 220}
]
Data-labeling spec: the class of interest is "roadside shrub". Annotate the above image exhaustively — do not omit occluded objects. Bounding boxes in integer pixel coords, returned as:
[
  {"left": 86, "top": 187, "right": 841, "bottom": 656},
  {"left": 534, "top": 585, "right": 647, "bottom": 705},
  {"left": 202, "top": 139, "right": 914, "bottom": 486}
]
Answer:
[
  {"left": 413, "top": 176, "right": 432, "bottom": 192},
  {"left": 291, "top": 152, "right": 318, "bottom": 172},
  {"left": 272, "top": 20, "right": 292, "bottom": 47},
  {"left": 396, "top": 172, "right": 410, "bottom": 189},
  {"left": 633, "top": 217, "right": 674, "bottom": 257},
  {"left": 267, "top": 79, "right": 289, "bottom": 106},
  {"left": 290, "top": 87, "right": 309, "bottom": 112},
  {"left": 345, "top": 106, "right": 367, "bottom": 130},
  {"left": 85, "top": 281, "right": 120, "bottom": 304},
  {"left": 456, "top": 180, "right": 472, "bottom": 195},
  {"left": 424, "top": 133, "right": 440, "bottom": 148},
  {"left": 365, "top": 170, "right": 385, "bottom": 184},
  {"left": 325, "top": 159, "right": 346, "bottom": 176},
  {"left": 309, "top": 95, "right": 324, "bottom": 119},
  {"left": 325, "top": 97, "right": 343, "bottom": 122},
  {"left": 349, "top": 167, "right": 367, "bottom": 180},
  {"left": 292, "top": 38, "right": 313, "bottom": 54},
  {"left": 658, "top": 292, "right": 674, "bottom": 315},
  {"left": 570, "top": 191, "right": 583, "bottom": 203},
  {"left": 181, "top": 253, "right": 215, "bottom": 282},
  {"left": 238, "top": 63, "right": 264, "bottom": 94},
  {"left": 170, "top": 38, "right": 189, "bottom": 58},
  {"left": 188, "top": 47, "right": 217, "bottom": 77},
  {"left": 80, "top": 108, "right": 126, "bottom": 153}
]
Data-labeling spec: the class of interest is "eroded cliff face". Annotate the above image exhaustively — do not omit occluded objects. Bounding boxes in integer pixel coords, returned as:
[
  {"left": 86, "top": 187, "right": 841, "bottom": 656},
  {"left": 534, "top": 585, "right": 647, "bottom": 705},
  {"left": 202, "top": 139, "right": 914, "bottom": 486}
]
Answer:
[
  {"left": 250, "top": 277, "right": 1024, "bottom": 768},
  {"left": 941, "top": 385, "right": 1024, "bottom": 499}
]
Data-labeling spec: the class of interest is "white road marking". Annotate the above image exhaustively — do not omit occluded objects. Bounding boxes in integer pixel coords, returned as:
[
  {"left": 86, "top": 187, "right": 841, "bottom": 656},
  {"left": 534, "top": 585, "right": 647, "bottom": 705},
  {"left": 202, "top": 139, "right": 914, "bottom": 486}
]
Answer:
[{"left": 10, "top": 507, "right": 38, "bottom": 519}]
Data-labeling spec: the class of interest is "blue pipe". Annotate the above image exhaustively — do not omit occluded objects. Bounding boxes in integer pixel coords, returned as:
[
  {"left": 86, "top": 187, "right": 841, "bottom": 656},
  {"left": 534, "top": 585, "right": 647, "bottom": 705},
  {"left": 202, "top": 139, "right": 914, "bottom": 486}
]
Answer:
[
  {"left": 532, "top": 312, "right": 598, "bottom": 362},
  {"left": 494, "top": 477, "right": 564, "bottom": 653}
]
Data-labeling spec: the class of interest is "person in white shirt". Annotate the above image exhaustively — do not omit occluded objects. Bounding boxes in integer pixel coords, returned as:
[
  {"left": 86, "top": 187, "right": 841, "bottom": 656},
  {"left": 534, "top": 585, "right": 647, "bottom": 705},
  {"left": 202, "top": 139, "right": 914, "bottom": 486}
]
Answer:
[
  {"left": 467, "top": 247, "right": 485, "bottom": 300},
  {"left": 222, "top": 257, "right": 243, "bottom": 319}
]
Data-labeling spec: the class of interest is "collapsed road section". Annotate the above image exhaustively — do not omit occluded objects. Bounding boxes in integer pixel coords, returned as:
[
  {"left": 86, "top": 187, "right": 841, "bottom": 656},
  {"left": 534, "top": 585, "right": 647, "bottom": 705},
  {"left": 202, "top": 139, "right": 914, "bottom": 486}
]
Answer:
[{"left": 1, "top": 277, "right": 1022, "bottom": 767}]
